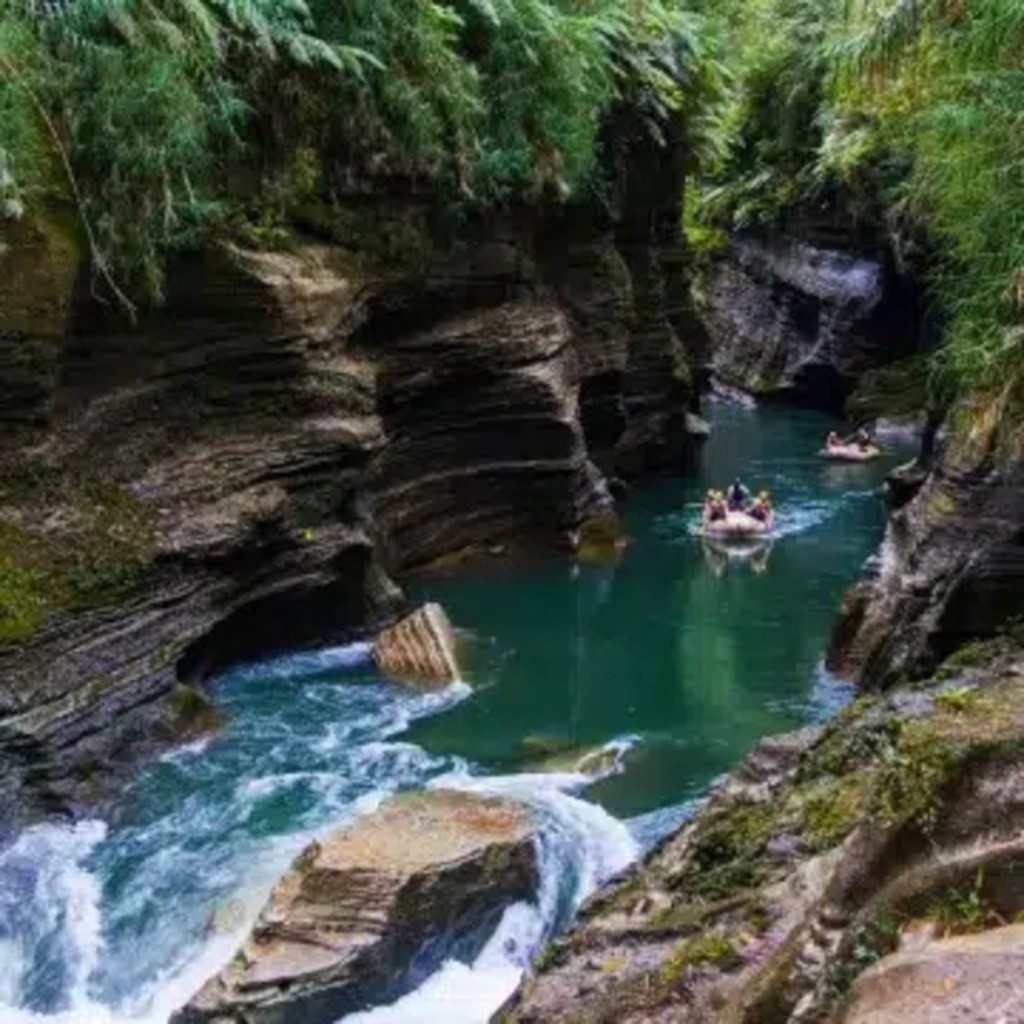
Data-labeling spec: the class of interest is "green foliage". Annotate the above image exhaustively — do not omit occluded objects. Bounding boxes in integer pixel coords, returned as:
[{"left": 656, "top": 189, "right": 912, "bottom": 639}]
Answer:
[
  {"left": 933, "top": 686, "right": 984, "bottom": 713},
  {"left": 0, "top": 0, "right": 717, "bottom": 306},
  {"left": 872, "top": 720, "right": 958, "bottom": 830},
  {"left": 691, "top": 0, "right": 1024, "bottom": 398},
  {"left": 692, "top": 0, "right": 846, "bottom": 229},
  {"left": 798, "top": 773, "right": 871, "bottom": 851},
  {"left": 926, "top": 868, "right": 1000, "bottom": 936},
  {"left": 935, "top": 638, "right": 1010, "bottom": 680},
  {"left": 678, "top": 801, "right": 775, "bottom": 898},
  {"left": 659, "top": 929, "right": 740, "bottom": 982},
  {"left": 819, "top": 911, "right": 899, "bottom": 1007}
]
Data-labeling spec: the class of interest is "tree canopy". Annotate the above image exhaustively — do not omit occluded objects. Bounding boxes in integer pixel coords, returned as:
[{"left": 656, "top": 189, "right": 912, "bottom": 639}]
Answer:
[
  {"left": 4, "top": 0, "right": 1024, "bottom": 398},
  {"left": 0, "top": 0, "right": 709, "bottom": 304},
  {"left": 691, "top": 0, "right": 1024, "bottom": 397}
]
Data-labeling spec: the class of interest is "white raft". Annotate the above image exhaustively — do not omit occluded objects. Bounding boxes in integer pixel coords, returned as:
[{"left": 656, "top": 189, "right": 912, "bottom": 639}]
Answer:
[
  {"left": 702, "top": 509, "right": 774, "bottom": 540},
  {"left": 819, "top": 443, "right": 881, "bottom": 463}
]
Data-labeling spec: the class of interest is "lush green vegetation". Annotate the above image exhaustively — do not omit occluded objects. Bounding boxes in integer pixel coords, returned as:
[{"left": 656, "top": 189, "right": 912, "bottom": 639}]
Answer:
[
  {"left": 690, "top": 0, "right": 1024, "bottom": 397},
  {"left": 0, "top": 0, "right": 709, "bottom": 308},
  {"left": 6, "top": 0, "right": 1024, "bottom": 398}
]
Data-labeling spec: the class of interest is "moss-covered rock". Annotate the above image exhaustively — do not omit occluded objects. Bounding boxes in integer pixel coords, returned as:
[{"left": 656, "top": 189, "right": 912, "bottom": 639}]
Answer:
[
  {"left": 0, "top": 201, "right": 81, "bottom": 432},
  {"left": 499, "top": 645, "right": 1024, "bottom": 1024},
  {"left": 0, "top": 481, "right": 156, "bottom": 642},
  {"left": 845, "top": 354, "right": 931, "bottom": 424}
]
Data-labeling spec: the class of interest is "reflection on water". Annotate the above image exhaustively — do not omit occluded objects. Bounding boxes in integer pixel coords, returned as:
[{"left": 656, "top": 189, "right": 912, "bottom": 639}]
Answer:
[{"left": 700, "top": 538, "right": 773, "bottom": 577}]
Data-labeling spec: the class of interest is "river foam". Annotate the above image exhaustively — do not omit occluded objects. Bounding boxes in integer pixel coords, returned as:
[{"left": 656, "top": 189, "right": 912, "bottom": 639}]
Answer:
[
  {"left": 0, "top": 645, "right": 640, "bottom": 1024},
  {"left": 343, "top": 766, "right": 639, "bottom": 1024}
]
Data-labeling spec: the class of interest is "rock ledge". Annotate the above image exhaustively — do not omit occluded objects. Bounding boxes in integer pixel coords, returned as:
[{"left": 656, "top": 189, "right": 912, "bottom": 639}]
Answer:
[{"left": 174, "top": 789, "right": 538, "bottom": 1024}]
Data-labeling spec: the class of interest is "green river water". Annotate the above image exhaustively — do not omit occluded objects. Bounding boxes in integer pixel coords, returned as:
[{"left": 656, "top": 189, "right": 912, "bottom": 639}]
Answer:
[
  {"left": 411, "top": 397, "right": 902, "bottom": 825},
  {"left": 0, "top": 397, "right": 913, "bottom": 1024}
]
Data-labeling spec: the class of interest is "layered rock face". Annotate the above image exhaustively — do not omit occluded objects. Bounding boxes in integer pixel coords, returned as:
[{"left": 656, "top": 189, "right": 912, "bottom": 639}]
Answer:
[
  {"left": 372, "top": 602, "right": 460, "bottom": 687},
  {"left": 0, "top": 170, "right": 701, "bottom": 828},
  {"left": 175, "top": 790, "right": 537, "bottom": 1024},
  {"left": 498, "top": 646, "right": 1024, "bottom": 1024},
  {"left": 702, "top": 235, "right": 924, "bottom": 412},
  {"left": 364, "top": 269, "right": 608, "bottom": 569},
  {"left": 828, "top": 394, "right": 1024, "bottom": 688},
  {"left": 0, "top": 243, "right": 403, "bottom": 829}
]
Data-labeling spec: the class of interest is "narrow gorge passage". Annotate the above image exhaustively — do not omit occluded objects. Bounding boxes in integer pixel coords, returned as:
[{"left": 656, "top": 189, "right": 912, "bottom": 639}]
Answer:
[{"left": 0, "top": 399, "right": 914, "bottom": 1024}]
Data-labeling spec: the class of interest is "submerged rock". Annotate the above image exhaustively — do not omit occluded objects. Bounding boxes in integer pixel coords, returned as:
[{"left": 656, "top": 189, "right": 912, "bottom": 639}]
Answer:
[
  {"left": 372, "top": 602, "right": 460, "bottom": 687},
  {"left": 174, "top": 790, "right": 537, "bottom": 1024}
]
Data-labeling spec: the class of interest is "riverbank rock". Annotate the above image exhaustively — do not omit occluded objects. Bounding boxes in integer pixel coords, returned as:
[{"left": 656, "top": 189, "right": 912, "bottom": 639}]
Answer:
[
  {"left": 496, "top": 650, "right": 1024, "bottom": 1024},
  {"left": 837, "top": 925, "right": 1024, "bottom": 1023},
  {"left": 828, "top": 389, "right": 1024, "bottom": 687},
  {"left": 372, "top": 603, "right": 460, "bottom": 687},
  {"left": 174, "top": 790, "right": 538, "bottom": 1024},
  {"left": 701, "top": 235, "right": 924, "bottom": 413}
]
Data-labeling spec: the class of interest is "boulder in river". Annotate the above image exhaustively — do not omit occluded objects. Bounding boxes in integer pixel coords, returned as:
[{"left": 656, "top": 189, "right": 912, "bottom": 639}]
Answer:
[
  {"left": 372, "top": 602, "right": 460, "bottom": 687},
  {"left": 173, "top": 789, "right": 537, "bottom": 1024}
]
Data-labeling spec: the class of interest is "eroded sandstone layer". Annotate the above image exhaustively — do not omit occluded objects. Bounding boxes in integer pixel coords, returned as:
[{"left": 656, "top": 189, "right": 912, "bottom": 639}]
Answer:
[
  {"left": 174, "top": 789, "right": 537, "bottom": 1024},
  {"left": 0, "top": 165, "right": 701, "bottom": 829}
]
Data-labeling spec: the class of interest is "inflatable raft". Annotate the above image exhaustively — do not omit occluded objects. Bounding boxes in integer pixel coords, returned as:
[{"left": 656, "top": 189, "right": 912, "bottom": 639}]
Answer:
[
  {"left": 819, "top": 443, "right": 880, "bottom": 463},
  {"left": 702, "top": 509, "right": 774, "bottom": 539}
]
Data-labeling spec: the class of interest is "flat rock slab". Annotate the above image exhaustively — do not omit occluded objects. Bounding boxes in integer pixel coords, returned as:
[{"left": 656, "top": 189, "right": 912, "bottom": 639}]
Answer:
[
  {"left": 373, "top": 602, "right": 460, "bottom": 688},
  {"left": 839, "top": 923, "right": 1024, "bottom": 1023},
  {"left": 173, "top": 790, "right": 537, "bottom": 1024}
]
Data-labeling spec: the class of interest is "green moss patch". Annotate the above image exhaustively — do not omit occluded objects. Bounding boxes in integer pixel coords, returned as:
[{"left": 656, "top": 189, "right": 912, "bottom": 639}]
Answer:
[
  {"left": 935, "top": 638, "right": 1013, "bottom": 680},
  {"left": 0, "top": 481, "right": 156, "bottom": 642},
  {"left": 846, "top": 356, "right": 931, "bottom": 423},
  {"left": 795, "top": 773, "right": 873, "bottom": 852},
  {"left": 659, "top": 930, "right": 741, "bottom": 985},
  {"left": 166, "top": 684, "right": 223, "bottom": 739},
  {"left": 673, "top": 802, "right": 775, "bottom": 899}
]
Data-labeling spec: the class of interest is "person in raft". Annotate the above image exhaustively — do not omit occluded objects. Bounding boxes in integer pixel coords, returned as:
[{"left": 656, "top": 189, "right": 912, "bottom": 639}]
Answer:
[
  {"left": 705, "top": 490, "right": 727, "bottom": 522},
  {"left": 750, "top": 492, "right": 772, "bottom": 523},
  {"left": 825, "top": 430, "right": 840, "bottom": 450},
  {"left": 855, "top": 427, "right": 873, "bottom": 450},
  {"left": 726, "top": 478, "right": 751, "bottom": 512}
]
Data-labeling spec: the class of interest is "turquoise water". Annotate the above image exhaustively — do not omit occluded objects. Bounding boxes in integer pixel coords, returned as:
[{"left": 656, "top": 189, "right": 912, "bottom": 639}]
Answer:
[
  {"left": 409, "top": 398, "right": 905, "bottom": 822},
  {"left": 0, "top": 398, "right": 913, "bottom": 1024}
]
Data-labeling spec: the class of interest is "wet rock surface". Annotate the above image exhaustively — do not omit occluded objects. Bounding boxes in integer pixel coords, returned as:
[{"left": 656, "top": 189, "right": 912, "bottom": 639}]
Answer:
[
  {"left": 702, "top": 236, "right": 923, "bottom": 412},
  {"left": 372, "top": 602, "right": 460, "bottom": 687},
  {"left": 173, "top": 789, "right": 538, "bottom": 1024},
  {"left": 496, "top": 652, "right": 1024, "bottom": 1024},
  {"left": 828, "top": 392, "right": 1024, "bottom": 688}
]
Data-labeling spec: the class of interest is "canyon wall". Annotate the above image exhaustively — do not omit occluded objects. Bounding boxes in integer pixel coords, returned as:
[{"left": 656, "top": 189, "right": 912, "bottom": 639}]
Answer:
[
  {"left": 829, "top": 392, "right": 1024, "bottom": 688},
  {"left": 700, "top": 234, "right": 927, "bottom": 413},
  {"left": 0, "top": 159, "right": 702, "bottom": 830}
]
